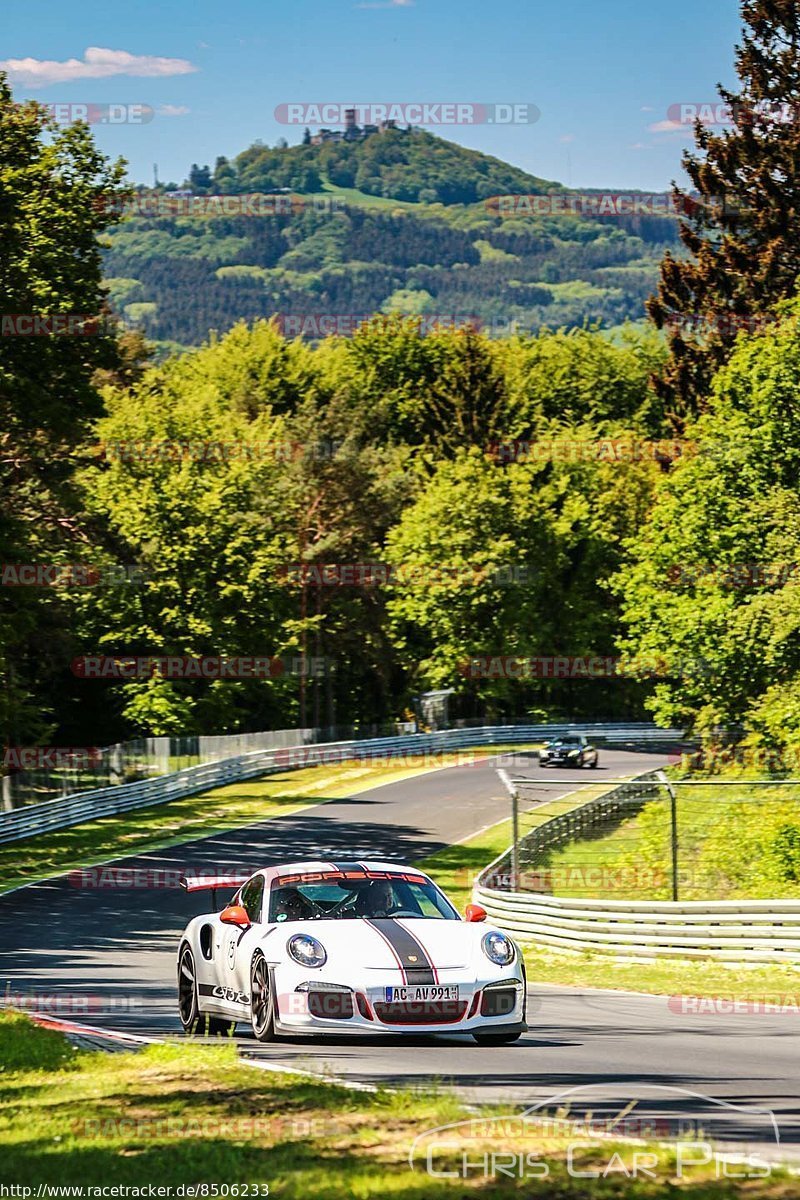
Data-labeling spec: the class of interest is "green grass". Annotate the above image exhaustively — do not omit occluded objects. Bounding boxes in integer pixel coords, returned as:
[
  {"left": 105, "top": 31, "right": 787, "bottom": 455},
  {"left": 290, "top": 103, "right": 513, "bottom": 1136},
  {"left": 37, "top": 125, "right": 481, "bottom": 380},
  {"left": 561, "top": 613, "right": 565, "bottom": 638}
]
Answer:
[
  {"left": 520, "top": 949, "right": 800, "bottom": 1000},
  {"left": 536, "top": 777, "right": 800, "bottom": 901},
  {"left": 315, "top": 181, "right": 426, "bottom": 211},
  {"left": 1, "top": 1010, "right": 792, "bottom": 1195}
]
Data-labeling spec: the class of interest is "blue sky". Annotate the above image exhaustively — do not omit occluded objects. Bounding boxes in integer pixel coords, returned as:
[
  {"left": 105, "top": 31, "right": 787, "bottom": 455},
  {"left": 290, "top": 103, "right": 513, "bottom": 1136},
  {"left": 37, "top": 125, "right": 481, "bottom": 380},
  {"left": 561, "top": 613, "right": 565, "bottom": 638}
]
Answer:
[{"left": 2, "top": 0, "right": 741, "bottom": 190}]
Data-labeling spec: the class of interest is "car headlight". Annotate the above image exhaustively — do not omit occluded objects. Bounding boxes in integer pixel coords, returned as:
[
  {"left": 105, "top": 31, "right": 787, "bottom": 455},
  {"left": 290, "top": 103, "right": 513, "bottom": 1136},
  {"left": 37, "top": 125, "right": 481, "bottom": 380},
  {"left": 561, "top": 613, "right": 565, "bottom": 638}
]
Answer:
[
  {"left": 567, "top": 749, "right": 580, "bottom": 757},
  {"left": 482, "top": 931, "right": 515, "bottom": 966},
  {"left": 287, "top": 933, "right": 327, "bottom": 968}
]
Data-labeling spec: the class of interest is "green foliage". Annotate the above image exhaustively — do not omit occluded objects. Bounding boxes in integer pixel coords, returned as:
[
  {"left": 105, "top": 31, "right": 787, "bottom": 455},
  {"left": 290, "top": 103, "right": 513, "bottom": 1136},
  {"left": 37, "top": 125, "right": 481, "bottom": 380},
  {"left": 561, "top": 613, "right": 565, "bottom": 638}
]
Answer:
[
  {"left": 614, "top": 298, "right": 800, "bottom": 740},
  {"left": 228, "top": 128, "right": 558, "bottom": 206},
  {"left": 0, "top": 74, "right": 128, "bottom": 742},
  {"left": 102, "top": 134, "right": 680, "bottom": 349},
  {"left": 698, "top": 797, "right": 800, "bottom": 898}
]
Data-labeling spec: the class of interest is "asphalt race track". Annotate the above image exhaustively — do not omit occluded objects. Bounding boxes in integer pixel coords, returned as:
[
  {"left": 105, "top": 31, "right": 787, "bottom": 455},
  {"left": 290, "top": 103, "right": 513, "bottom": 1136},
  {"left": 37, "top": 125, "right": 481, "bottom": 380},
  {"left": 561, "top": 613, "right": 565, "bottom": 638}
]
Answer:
[{"left": 2, "top": 747, "right": 798, "bottom": 1160}]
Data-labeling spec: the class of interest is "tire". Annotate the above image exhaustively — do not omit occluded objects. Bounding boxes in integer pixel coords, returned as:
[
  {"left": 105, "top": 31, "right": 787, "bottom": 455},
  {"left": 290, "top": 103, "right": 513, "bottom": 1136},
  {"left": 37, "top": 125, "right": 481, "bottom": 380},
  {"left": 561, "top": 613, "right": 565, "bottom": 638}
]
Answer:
[
  {"left": 590, "top": 757, "right": 598, "bottom": 769},
  {"left": 250, "top": 953, "right": 276, "bottom": 1042},
  {"left": 472, "top": 1030, "right": 523, "bottom": 1045},
  {"left": 178, "top": 944, "right": 236, "bottom": 1037}
]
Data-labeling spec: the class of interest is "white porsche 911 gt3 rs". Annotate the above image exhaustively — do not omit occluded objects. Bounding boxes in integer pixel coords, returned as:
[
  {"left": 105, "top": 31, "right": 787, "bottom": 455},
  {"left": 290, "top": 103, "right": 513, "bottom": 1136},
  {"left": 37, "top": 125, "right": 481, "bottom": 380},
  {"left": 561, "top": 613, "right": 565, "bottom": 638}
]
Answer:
[{"left": 177, "top": 860, "right": 527, "bottom": 1044}]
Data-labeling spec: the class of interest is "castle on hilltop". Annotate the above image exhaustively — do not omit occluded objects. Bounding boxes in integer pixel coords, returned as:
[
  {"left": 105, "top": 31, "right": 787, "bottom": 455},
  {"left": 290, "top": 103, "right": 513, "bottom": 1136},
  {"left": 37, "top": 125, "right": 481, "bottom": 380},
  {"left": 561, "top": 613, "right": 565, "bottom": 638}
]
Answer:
[{"left": 310, "top": 108, "right": 397, "bottom": 145}]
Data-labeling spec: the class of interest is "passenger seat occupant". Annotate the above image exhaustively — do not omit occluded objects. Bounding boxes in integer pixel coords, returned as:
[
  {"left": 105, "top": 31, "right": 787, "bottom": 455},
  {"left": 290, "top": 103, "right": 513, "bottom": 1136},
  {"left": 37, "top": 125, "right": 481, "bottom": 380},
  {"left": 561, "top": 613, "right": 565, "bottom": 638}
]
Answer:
[{"left": 272, "top": 887, "right": 314, "bottom": 922}]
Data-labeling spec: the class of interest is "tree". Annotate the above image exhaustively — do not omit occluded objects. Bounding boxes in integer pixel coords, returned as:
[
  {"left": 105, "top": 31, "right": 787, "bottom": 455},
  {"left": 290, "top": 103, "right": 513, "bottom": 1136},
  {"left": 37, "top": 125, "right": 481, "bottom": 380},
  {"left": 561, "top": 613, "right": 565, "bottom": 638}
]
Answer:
[
  {"left": 0, "top": 76, "right": 127, "bottom": 744},
  {"left": 648, "top": 0, "right": 800, "bottom": 417},
  {"left": 188, "top": 163, "right": 212, "bottom": 192},
  {"left": 615, "top": 298, "right": 800, "bottom": 743},
  {"left": 386, "top": 441, "right": 660, "bottom": 720},
  {"left": 302, "top": 127, "right": 311, "bottom": 146}
]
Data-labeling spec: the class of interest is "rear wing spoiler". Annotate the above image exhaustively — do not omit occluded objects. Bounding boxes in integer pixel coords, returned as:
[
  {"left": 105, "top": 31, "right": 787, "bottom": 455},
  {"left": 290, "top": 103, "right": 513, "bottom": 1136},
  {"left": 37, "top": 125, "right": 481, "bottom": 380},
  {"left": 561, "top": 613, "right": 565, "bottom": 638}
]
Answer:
[{"left": 180, "top": 874, "right": 250, "bottom": 894}]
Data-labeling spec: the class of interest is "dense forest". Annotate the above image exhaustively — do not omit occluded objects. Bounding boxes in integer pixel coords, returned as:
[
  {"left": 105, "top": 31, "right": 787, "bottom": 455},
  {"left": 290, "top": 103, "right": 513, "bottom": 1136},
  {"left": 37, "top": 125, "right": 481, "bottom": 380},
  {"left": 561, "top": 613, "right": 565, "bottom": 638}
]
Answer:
[
  {"left": 103, "top": 132, "right": 680, "bottom": 351},
  {"left": 5, "top": 0, "right": 800, "bottom": 763}
]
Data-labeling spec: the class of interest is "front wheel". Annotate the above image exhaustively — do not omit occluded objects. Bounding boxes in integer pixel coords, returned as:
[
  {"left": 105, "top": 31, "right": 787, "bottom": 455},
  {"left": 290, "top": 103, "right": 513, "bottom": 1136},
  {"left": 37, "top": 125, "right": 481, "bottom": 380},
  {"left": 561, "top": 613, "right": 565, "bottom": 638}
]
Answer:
[
  {"left": 473, "top": 1030, "right": 523, "bottom": 1045},
  {"left": 250, "top": 953, "right": 276, "bottom": 1042}
]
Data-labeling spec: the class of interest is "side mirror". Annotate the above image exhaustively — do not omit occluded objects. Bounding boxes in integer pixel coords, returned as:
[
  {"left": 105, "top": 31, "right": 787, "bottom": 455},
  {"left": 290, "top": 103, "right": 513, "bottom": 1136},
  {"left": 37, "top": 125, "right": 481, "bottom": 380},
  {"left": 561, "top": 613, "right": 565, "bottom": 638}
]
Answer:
[
  {"left": 220, "top": 904, "right": 251, "bottom": 928},
  {"left": 465, "top": 903, "right": 487, "bottom": 923}
]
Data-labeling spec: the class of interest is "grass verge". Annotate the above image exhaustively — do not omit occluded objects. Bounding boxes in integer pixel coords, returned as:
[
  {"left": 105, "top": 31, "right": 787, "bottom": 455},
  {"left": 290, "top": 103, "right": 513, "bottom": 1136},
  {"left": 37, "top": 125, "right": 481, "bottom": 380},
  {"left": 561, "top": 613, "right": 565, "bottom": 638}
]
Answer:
[{"left": 0, "top": 1010, "right": 792, "bottom": 1196}]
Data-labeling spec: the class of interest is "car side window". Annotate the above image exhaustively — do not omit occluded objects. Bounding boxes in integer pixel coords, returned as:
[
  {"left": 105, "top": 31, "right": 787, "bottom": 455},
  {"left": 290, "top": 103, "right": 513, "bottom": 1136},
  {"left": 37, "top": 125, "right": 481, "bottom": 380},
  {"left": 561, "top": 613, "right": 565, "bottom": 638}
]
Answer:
[{"left": 239, "top": 875, "right": 264, "bottom": 924}]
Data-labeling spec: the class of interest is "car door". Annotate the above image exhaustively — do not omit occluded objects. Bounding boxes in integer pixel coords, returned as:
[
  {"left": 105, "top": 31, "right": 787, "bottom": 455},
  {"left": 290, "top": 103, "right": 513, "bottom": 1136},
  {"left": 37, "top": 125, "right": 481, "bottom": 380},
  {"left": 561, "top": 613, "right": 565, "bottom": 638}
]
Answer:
[{"left": 219, "top": 874, "right": 265, "bottom": 1009}]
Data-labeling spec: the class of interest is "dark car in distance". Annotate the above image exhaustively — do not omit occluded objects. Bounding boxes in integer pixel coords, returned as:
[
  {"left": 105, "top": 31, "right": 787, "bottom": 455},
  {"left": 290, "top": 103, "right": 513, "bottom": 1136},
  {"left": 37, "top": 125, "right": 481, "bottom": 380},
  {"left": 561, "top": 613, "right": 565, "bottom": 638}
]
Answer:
[{"left": 539, "top": 735, "right": 599, "bottom": 768}]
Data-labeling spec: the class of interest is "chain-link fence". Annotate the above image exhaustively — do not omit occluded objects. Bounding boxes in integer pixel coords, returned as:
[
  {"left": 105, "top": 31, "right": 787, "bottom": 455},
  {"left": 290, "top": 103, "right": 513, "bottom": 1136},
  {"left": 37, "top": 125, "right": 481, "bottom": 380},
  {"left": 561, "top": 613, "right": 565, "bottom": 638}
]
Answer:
[
  {"left": 1, "top": 729, "right": 310, "bottom": 811},
  {"left": 0, "top": 721, "right": 419, "bottom": 811},
  {"left": 492, "top": 771, "right": 800, "bottom": 902}
]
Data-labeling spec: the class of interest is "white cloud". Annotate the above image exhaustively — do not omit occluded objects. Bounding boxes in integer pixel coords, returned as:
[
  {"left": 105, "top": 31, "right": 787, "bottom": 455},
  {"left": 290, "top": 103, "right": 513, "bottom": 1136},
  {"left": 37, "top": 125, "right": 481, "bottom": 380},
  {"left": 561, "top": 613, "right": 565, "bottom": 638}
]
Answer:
[
  {"left": 628, "top": 142, "right": 652, "bottom": 151},
  {"left": 0, "top": 47, "right": 198, "bottom": 88},
  {"left": 640, "top": 105, "right": 654, "bottom": 112},
  {"left": 559, "top": 133, "right": 575, "bottom": 143},
  {"left": 357, "top": 0, "right": 414, "bottom": 8},
  {"left": 158, "top": 104, "right": 191, "bottom": 117},
  {"left": 649, "top": 118, "right": 686, "bottom": 134}
]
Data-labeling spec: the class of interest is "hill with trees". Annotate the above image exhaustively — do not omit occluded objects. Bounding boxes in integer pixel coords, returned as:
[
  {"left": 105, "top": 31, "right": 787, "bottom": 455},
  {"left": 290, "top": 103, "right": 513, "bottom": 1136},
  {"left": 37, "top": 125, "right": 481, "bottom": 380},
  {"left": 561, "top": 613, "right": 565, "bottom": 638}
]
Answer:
[{"left": 103, "top": 130, "right": 681, "bottom": 351}]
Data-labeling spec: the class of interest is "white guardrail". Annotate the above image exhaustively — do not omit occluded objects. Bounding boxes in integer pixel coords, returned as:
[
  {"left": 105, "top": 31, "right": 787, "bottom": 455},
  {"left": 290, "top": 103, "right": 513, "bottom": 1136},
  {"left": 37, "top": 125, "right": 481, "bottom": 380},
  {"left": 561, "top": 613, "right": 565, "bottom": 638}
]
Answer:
[
  {"left": 474, "top": 769, "right": 800, "bottom": 964},
  {"left": 0, "top": 723, "right": 679, "bottom": 844}
]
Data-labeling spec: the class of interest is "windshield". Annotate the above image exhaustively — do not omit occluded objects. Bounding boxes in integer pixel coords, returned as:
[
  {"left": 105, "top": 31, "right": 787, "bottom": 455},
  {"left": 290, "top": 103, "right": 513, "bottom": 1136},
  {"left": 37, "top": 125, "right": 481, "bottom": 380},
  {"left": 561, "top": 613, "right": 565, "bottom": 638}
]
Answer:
[
  {"left": 551, "top": 737, "right": 581, "bottom": 746},
  {"left": 268, "top": 869, "right": 460, "bottom": 922}
]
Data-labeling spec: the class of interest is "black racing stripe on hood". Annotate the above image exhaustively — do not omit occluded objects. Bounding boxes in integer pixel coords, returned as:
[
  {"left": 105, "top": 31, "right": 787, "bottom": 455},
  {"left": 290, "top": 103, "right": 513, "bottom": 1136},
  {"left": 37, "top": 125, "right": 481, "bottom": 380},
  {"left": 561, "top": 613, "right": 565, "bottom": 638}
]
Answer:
[{"left": 366, "top": 918, "right": 436, "bottom": 984}]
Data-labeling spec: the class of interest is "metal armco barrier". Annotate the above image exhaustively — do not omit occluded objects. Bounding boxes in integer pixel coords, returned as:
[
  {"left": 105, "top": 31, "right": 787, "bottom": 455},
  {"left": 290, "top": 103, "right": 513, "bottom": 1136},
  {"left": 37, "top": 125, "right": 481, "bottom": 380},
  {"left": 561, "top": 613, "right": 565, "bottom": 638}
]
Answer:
[
  {"left": 0, "top": 723, "right": 680, "bottom": 845},
  {"left": 475, "top": 770, "right": 800, "bottom": 963}
]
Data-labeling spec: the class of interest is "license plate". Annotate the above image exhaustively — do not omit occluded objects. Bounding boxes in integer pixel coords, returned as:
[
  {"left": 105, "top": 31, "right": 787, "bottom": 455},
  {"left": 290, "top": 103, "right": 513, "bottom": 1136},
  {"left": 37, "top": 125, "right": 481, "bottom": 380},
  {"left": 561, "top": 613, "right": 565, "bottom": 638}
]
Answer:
[{"left": 385, "top": 985, "right": 459, "bottom": 1002}]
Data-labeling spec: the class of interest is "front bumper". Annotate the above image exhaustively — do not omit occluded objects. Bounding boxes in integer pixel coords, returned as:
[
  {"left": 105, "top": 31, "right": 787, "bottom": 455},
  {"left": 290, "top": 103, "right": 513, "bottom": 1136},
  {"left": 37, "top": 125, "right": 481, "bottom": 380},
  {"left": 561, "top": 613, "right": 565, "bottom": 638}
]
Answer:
[{"left": 272, "top": 973, "right": 527, "bottom": 1037}]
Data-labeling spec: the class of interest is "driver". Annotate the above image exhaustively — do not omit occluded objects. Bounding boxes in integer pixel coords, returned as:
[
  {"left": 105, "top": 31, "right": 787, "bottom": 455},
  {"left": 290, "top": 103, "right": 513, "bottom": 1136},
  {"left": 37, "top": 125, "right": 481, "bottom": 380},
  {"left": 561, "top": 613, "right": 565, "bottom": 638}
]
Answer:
[{"left": 354, "top": 879, "right": 398, "bottom": 918}]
